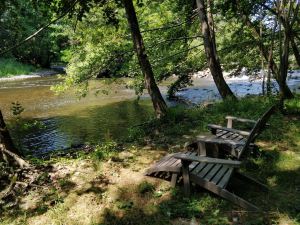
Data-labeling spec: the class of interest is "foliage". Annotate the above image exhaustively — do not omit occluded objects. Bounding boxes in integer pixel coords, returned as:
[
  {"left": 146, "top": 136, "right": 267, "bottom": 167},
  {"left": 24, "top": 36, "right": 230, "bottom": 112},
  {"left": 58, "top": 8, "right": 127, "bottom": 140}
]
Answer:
[
  {"left": 92, "top": 141, "right": 120, "bottom": 160},
  {"left": 0, "top": 58, "right": 37, "bottom": 77},
  {"left": 127, "top": 96, "right": 280, "bottom": 145},
  {"left": 137, "top": 181, "right": 155, "bottom": 194},
  {"left": 0, "top": 0, "right": 60, "bottom": 67},
  {"left": 284, "top": 94, "right": 300, "bottom": 114},
  {"left": 53, "top": 0, "right": 205, "bottom": 97},
  {"left": 10, "top": 102, "right": 24, "bottom": 117}
]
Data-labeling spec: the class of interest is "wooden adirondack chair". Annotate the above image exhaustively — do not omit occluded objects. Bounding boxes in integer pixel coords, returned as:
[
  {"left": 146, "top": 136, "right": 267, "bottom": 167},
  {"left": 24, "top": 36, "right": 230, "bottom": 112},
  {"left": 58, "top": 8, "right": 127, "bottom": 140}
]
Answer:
[
  {"left": 173, "top": 105, "right": 277, "bottom": 210},
  {"left": 146, "top": 105, "right": 277, "bottom": 210},
  {"left": 186, "top": 105, "right": 277, "bottom": 159}
]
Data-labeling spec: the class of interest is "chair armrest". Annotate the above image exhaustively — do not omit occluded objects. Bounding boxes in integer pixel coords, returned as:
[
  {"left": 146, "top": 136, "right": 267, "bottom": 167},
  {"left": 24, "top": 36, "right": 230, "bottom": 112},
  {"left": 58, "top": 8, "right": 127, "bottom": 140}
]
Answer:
[
  {"left": 225, "top": 116, "right": 257, "bottom": 124},
  {"left": 208, "top": 124, "right": 251, "bottom": 136},
  {"left": 195, "top": 136, "right": 244, "bottom": 147},
  {"left": 174, "top": 153, "right": 242, "bottom": 167}
]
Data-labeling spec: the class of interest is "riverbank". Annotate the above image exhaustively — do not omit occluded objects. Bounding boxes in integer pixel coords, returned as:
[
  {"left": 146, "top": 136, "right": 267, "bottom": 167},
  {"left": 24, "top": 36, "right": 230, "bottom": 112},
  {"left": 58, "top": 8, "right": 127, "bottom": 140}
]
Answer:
[
  {"left": 0, "top": 70, "right": 62, "bottom": 82},
  {"left": 1, "top": 97, "right": 300, "bottom": 225}
]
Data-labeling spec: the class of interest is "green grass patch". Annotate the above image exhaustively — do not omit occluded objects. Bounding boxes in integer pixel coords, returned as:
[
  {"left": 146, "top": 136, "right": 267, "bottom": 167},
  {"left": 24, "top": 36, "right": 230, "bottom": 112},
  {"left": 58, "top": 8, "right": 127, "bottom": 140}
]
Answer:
[{"left": 0, "top": 58, "right": 37, "bottom": 77}]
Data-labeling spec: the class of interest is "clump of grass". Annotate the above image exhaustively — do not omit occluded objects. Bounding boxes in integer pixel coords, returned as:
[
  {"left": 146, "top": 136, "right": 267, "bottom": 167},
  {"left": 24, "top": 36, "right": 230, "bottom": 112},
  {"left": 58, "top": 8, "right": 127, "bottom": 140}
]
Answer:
[
  {"left": 0, "top": 58, "right": 37, "bottom": 77},
  {"left": 284, "top": 95, "right": 300, "bottom": 114},
  {"left": 137, "top": 181, "right": 155, "bottom": 195},
  {"left": 92, "top": 141, "right": 120, "bottom": 160}
]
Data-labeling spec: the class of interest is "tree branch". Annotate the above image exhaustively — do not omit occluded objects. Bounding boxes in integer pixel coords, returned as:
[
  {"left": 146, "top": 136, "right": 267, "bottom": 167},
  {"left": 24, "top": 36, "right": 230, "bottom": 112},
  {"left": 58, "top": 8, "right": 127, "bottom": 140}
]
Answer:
[
  {"left": 0, "top": 0, "right": 79, "bottom": 56},
  {"left": 140, "top": 13, "right": 197, "bottom": 33},
  {"left": 147, "top": 35, "right": 203, "bottom": 48}
]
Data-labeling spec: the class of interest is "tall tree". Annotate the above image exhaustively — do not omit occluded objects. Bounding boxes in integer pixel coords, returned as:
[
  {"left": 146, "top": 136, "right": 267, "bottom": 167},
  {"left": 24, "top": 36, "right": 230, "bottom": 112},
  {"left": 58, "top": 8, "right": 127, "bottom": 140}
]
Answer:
[
  {"left": 196, "top": 0, "right": 236, "bottom": 100},
  {"left": 123, "top": 0, "right": 167, "bottom": 118},
  {"left": 232, "top": 0, "right": 294, "bottom": 99}
]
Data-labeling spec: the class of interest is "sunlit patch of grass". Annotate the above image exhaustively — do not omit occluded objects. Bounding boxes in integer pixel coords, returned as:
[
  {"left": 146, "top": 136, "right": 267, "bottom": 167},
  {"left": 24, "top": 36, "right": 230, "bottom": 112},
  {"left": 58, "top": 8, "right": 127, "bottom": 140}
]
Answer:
[{"left": 0, "top": 58, "right": 37, "bottom": 77}]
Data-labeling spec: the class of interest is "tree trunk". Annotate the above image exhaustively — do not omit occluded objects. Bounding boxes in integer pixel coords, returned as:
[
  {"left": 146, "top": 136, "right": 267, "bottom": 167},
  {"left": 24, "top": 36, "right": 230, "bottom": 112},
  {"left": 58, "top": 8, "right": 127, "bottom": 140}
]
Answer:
[
  {"left": 0, "top": 110, "right": 29, "bottom": 168},
  {"left": 267, "top": 19, "right": 277, "bottom": 95},
  {"left": 0, "top": 110, "right": 20, "bottom": 156},
  {"left": 279, "top": 22, "right": 292, "bottom": 100},
  {"left": 291, "top": 35, "right": 300, "bottom": 68},
  {"left": 196, "top": 0, "right": 236, "bottom": 100},
  {"left": 123, "top": 0, "right": 167, "bottom": 118},
  {"left": 240, "top": 14, "right": 294, "bottom": 99}
]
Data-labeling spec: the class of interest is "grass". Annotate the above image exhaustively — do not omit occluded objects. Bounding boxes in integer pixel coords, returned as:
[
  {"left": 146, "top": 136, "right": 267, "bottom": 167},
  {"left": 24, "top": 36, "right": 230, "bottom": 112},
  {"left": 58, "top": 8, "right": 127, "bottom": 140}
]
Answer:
[
  {"left": 1, "top": 96, "right": 300, "bottom": 224},
  {"left": 0, "top": 58, "right": 37, "bottom": 78}
]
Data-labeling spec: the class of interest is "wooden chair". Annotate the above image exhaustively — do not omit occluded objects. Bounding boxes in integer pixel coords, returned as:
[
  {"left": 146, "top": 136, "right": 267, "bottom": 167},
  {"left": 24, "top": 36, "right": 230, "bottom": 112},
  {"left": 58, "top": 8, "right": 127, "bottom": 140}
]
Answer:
[
  {"left": 174, "top": 153, "right": 264, "bottom": 210},
  {"left": 187, "top": 105, "right": 277, "bottom": 159},
  {"left": 146, "top": 105, "right": 277, "bottom": 210},
  {"left": 173, "top": 105, "right": 277, "bottom": 210}
]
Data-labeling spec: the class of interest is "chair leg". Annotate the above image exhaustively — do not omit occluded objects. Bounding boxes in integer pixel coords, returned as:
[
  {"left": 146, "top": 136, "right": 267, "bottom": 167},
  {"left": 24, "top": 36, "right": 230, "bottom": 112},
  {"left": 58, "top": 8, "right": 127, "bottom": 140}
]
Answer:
[
  {"left": 182, "top": 161, "right": 191, "bottom": 196},
  {"left": 171, "top": 173, "right": 178, "bottom": 188},
  {"left": 219, "top": 188, "right": 260, "bottom": 211},
  {"left": 235, "top": 172, "right": 269, "bottom": 192}
]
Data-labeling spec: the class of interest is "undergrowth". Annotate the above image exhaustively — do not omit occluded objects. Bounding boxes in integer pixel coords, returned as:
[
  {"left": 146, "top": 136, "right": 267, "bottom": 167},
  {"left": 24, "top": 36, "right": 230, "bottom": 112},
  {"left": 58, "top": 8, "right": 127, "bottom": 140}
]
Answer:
[
  {"left": 0, "top": 58, "right": 37, "bottom": 77},
  {"left": 2, "top": 96, "right": 299, "bottom": 225}
]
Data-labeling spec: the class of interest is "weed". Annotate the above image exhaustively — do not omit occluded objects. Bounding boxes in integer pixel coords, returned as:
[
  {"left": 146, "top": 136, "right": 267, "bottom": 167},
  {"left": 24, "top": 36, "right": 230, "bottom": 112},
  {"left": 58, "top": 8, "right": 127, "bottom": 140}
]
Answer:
[
  {"left": 116, "top": 200, "right": 134, "bottom": 210},
  {"left": 137, "top": 181, "right": 155, "bottom": 195},
  {"left": 92, "top": 141, "right": 119, "bottom": 160}
]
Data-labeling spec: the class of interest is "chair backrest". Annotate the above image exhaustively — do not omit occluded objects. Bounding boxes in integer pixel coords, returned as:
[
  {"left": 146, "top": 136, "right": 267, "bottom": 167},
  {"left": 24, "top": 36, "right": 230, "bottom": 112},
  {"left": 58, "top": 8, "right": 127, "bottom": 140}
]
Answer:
[{"left": 237, "top": 104, "right": 277, "bottom": 159}]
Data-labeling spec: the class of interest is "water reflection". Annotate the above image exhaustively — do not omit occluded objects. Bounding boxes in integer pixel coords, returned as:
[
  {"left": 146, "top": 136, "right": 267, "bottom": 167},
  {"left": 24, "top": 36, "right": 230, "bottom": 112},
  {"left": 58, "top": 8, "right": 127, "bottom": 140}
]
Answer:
[{"left": 15, "top": 100, "right": 153, "bottom": 155}]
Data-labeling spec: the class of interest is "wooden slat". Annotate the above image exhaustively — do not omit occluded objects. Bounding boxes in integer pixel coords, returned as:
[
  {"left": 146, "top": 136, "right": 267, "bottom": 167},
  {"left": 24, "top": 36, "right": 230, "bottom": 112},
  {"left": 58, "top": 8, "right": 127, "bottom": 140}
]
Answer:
[
  {"left": 182, "top": 161, "right": 191, "bottom": 196},
  {"left": 155, "top": 154, "right": 173, "bottom": 167},
  {"left": 225, "top": 116, "right": 257, "bottom": 124},
  {"left": 216, "top": 130, "right": 227, "bottom": 137},
  {"left": 168, "top": 158, "right": 180, "bottom": 167},
  {"left": 175, "top": 154, "right": 242, "bottom": 167},
  {"left": 208, "top": 124, "right": 251, "bottom": 136},
  {"left": 197, "top": 163, "right": 215, "bottom": 178},
  {"left": 218, "top": 131, "right": 230, "bottom": 138},
  {"left": 217, "top": 168, "right": 234, "bottom": 188},
  {"left": 191, "top": 162, "right": 207, "bottom": 175},
  {"left": 161, "top": 156, "right": 178, "bottom": 168},
  {"left": 204, "top": 164, "right": 222, "bottom": 181},
  {"left": 211, "top": 166, "right": 229, "bottom": 184}
]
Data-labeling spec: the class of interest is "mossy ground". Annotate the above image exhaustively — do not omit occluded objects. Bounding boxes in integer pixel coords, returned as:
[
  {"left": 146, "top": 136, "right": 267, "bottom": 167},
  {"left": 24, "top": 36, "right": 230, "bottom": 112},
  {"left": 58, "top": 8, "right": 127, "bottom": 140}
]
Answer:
[{"left": 1, "top": 96, "right": 299, "bottom": 225}]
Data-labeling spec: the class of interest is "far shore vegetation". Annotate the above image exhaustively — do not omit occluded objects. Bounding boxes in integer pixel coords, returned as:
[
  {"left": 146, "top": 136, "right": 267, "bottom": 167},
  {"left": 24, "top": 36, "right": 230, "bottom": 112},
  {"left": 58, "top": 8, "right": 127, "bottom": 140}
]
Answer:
[{"left": 0, "top": 58, "right": 37, "bottom": 78}]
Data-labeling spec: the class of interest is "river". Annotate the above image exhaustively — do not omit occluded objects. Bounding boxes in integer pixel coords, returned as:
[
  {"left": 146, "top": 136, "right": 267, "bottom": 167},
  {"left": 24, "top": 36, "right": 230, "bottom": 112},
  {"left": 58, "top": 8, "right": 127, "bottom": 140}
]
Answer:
[{"left": 0, "top": 73, "right": 299, "bottom": 155}]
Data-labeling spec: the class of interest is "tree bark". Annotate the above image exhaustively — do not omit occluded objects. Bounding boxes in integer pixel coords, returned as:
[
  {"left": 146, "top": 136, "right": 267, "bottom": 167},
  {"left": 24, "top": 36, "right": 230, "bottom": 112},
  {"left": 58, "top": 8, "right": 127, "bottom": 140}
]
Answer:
[
  {"left": 0, "top": 109, "right": 29, "bottom": 168},
  {"left": 291, "top": 35, "right": 300, "bottom": 67},
  {"left": 279, "top": 18, "right": 292, "bottom": 100},
  {"left": 123, "top": 0, "right": 167, "bottom": 118},
  {"left": 0, "top": 110, "right": 20, "bottom": 156},
  {"left": 196, "top": 0, "right": 236, "bottom": 100}
]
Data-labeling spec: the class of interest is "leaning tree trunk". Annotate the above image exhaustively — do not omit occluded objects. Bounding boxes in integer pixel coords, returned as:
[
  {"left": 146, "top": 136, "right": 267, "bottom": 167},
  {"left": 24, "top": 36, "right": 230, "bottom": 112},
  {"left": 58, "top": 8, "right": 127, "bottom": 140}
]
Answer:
[
  {"left": 123, "top": 0, "right": 167, "bottom": 118},
  {"left": 196, "top": 0, "right": 236, "bottom": 100}
]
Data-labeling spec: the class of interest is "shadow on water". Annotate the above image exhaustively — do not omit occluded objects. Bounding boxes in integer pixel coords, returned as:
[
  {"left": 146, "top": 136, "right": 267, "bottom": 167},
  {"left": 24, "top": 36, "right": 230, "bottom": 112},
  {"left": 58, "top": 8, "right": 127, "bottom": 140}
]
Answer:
[{"left": 12, "top": 100, "right": 153, "bottom": 155}]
